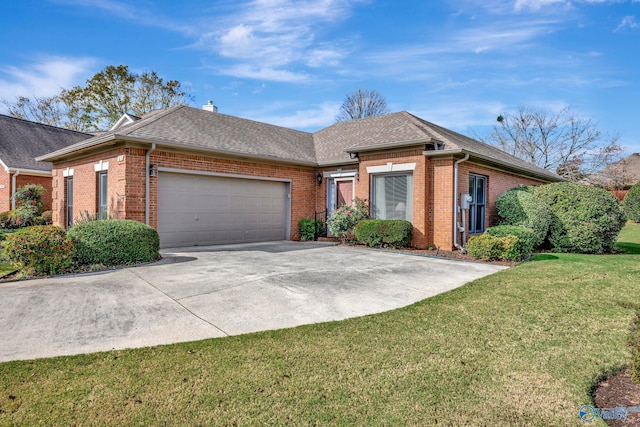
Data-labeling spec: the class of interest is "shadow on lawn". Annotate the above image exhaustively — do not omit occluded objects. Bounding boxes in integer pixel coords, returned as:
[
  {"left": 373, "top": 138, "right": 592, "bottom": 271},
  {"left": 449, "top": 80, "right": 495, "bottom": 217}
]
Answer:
[
  {"left": 532, "top": 254, "right": 559, "bottom": 261},
  {"left": 616, "top": 242, "right": 640, "bottom": 255}
]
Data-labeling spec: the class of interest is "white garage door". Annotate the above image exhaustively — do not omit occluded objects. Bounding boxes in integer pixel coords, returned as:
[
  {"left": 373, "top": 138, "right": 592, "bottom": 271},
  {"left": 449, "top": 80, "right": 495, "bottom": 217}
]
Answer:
[{"left": 158, "top": 172, "right": 289, "bottom": 248}]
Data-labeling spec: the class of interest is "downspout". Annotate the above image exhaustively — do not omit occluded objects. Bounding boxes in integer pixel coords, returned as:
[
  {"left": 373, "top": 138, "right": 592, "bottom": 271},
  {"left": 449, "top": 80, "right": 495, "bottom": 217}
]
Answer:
[
  {"left": 11, "top": 170, "right": 20, "bottom": 210},
  {"left": 453, "top": 153, "right": 470, "bottom": 252},
  {"left": 145, "top": 143, "right": 156, "bottom": 225}
]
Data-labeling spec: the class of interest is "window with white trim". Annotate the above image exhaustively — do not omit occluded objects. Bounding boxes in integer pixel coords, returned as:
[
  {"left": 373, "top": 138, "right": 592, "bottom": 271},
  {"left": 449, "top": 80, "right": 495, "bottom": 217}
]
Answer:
[
  {"left": 371, "top": 174, "right": 413, "bottom": 221},
  {"left": 98, "top": 171, "right": 108, "bottom": 220}
]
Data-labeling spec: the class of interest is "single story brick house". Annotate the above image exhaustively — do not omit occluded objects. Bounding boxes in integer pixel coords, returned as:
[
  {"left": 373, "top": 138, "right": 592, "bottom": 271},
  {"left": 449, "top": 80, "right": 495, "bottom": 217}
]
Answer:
[
  {"left": 37, "top": 104, "right": 562, "bottom": 249},
  {"left": 0, "top": 115, "right": 91, "bottom": 212}
]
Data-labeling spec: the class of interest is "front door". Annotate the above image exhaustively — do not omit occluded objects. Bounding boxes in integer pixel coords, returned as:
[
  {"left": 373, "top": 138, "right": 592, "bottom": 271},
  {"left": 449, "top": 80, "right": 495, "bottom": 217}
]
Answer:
[{"left": 327, "top": 178, "right": 354, "bottom": 215}]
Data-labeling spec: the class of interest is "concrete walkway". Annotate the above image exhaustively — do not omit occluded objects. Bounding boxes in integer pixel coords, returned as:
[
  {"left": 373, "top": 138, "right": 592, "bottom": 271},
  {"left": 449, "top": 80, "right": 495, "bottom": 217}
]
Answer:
[{"left": 0, "top": 241, "right": 505, "bottom": 362}]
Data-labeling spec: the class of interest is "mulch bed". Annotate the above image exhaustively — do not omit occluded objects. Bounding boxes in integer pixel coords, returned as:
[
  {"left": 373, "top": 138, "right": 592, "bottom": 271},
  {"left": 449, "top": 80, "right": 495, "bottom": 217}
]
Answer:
[{"left": 593, "top": 369, "right": 640, "bottom": 426}]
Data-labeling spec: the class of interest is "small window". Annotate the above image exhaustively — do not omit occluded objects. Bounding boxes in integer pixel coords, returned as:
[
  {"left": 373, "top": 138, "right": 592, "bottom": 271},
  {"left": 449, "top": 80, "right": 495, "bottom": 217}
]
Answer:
[
  {"left": 65, "top": 177, "right": 73, "bottom": 228},
  {"left": 469, "top": 174, "right": 487, "bottom": 234},
  {"left": 98, "top": 172, "right": 108, "bottom": 220},
  {"left": 371, "top": 174, "right": 413, "bottom": 221}
]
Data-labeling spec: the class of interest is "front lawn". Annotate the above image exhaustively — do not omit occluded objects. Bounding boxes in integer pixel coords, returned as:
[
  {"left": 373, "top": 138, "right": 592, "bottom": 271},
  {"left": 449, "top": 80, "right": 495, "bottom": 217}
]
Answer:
[{"left": 2, "top": 225, "right": 640, "bottom": 425}]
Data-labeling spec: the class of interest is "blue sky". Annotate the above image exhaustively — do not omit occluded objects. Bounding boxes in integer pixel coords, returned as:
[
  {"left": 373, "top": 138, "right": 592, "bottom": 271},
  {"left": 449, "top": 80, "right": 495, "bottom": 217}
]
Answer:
[{"left": 1, "top": 0, "right": 639, "bottom": 150}]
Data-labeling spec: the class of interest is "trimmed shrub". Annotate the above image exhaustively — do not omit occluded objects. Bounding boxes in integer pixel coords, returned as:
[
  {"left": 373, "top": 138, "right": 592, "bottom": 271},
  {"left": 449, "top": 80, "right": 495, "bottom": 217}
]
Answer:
[
  {"left": 355, "top": 219, "right": 413, "bottom": 248},
  {"left": 67, "top": 219, "right": 160, "bottom": 266},
  {"left": 495, "top": 188, "right": 552, "bottom": 248},
  {"left": 3, "top": 225, "right": 74, "bottom": 275},
  {"left": 624, "top": 181, "right": 640, "bottom": 223},
  {"left": 466, "top": 234, "right": 519, "bottom": 262},
  {"left": 532, "top": 182, "right": 626, "bottom": 254},
  {"left": 327, "top": 198, "right": 369, "bottom": 242},
  {"left": 486, "top": 225, "right": 535, "bottom": 261},
  {"left": 298, "top": 218, "right": 325, "bottom": 241}
]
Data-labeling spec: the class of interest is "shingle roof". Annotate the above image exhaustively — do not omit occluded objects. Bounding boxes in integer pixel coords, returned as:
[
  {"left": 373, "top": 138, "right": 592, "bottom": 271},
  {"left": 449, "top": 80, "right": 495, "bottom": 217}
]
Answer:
[
  {"left": 37, "top": 106, "right": 562, "bottom": 182},
  {"left": 314, "top": 111, "right": 561, "bottom": 181},
  {"left": 40, "top": 105, "right": 317, "bottom": 165},
  {"left": 0, "top": 115, "right": 92, "bottom": 171},
  {"left": 583, "top": 153, "right": 640, "bottom": 189}
]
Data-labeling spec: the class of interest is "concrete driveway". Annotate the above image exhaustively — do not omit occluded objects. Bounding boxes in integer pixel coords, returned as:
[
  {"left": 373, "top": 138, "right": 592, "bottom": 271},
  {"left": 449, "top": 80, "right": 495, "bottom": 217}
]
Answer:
[{"left": 0, "top": 241, "right": 505, "bottom": 362}]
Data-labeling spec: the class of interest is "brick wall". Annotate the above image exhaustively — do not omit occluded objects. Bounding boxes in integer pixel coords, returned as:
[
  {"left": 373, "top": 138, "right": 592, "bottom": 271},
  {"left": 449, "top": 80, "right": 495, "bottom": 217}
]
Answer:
[
  {"left": 53, "top": 146, "right": 318, "bottom": 240},
  {"left": 357, "top": 150, "right": 428, "bottom": 248},
  {"left": 0, "top": 171, "right": 10, "bottom": 213},
  {"left": 0, "top": 171, "right": 54, "bottom": 213},
  {"left": 457, "top": 162, "right": 546, "bottom": 242},
  {"left": 51, "top": 148, "right": 129, "bottom": 226}
]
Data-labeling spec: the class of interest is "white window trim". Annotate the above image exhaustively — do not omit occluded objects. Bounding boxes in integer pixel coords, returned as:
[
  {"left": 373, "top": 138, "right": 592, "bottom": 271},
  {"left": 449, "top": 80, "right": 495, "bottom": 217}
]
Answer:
[
  {"left": 366, "top": 162, "right": 416, "bottom": 174},
  {"left": 62, "top": 167, "right": 74, "bottom": 177},
  {"left": 94, "top": 160, "right": 109, "bottom": 172},
  {"left": 323, "top": 169, "right": 358, "bottom": 178}
]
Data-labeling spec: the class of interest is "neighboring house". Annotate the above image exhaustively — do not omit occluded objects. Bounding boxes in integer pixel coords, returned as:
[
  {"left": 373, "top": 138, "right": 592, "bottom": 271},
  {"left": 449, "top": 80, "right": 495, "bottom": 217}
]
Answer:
[
  {"left": 583, "top": 153, "right": 640, "bottom": 200},
  {"left": 0, "top": 115, "right": 92, "bottom": 213},
  {"left": 37, "top": 105, "right": 562, "bottom": 249}
]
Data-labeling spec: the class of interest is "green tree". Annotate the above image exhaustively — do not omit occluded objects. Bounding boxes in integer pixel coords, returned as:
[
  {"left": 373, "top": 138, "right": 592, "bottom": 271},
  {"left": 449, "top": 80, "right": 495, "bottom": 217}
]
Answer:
[{"left": 3, "top": 65, "right": 192, "bottom": 131}]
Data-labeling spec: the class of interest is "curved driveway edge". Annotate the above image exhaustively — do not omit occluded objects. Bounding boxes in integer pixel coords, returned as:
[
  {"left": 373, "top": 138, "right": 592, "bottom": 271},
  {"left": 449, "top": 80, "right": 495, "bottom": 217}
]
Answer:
[{"left": 0, "top": 241, "right": 505, "bottom": 362}]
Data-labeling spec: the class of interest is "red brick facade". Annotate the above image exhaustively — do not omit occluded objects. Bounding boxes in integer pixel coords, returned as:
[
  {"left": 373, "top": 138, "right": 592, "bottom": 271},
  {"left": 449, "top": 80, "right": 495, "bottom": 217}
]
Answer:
[
  {"left": 50, "top": 144, "right": 549, "bottom": 250},
  {"left": 0, "top": 170, "right": 54, "bottom": 213}
]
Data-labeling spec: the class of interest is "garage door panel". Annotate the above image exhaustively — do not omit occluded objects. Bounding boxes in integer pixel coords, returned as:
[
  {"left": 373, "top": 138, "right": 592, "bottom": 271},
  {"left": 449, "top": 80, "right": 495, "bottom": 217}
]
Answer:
[{"left": 158, "top": 172, "right": 289, "bottom": 248}]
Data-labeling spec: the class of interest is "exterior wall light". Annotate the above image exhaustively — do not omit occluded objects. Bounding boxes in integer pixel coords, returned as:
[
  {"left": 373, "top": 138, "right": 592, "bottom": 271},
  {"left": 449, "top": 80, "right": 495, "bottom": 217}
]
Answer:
[
  {"left": 150, "top": 165, "right": 158, "bottom": 177},
  {"left": 317, "top": 173, "right": 323, "bottom": 184}
]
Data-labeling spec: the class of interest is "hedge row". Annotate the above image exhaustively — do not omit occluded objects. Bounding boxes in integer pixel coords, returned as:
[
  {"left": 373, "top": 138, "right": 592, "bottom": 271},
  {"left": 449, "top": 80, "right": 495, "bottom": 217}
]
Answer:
[
  {"left": 3, "top": 219, "right": 160, "bottom": 276},
  {"left": 354, "top": 219, "right": 412, "bottom": 248}
]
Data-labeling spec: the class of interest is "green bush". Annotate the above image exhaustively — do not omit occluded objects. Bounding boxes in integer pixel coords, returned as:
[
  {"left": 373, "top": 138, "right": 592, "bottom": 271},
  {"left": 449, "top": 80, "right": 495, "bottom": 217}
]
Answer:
[
  {"left": 495, "top": 188, "right": 552, "bottom": 248},
  {"left": 3, "top": 225, "right": 74, "bottom": 275},
  {"left": 624, "top": 181, "right": 640, "bottom": 223},
  {"left": 532, "top": 182, "right": 626, "bottom": 254},
  {"left": 466, "top": 233, "right": 519, "bottom": 262},
  {"left": 327, "top": 198, "right": 369, "bottom": 242},
  {"left": 355, "top": 219, "right": 413, "bottom": 248},
  {"left": 298, "top": 218, "right": 325, "bottom": 241},
  {"left": 67, "top": 219, "right": 160, "bottom": 266},
  {"left": 0, "top": 211, "right": 11, "bottom": 229},
  {"left": 486, "top": 225, "right": 535, "bottom": 261}
]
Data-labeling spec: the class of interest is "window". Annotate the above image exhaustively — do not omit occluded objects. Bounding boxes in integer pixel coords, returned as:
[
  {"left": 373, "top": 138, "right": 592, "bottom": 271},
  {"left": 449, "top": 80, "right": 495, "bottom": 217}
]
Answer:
[
  {"left": 98, "top": 172, "right": 108, "bottom": 220},
  {"left": 469, "top": 174, "right": 487, "bottom": 234},
  {"left": 65, "top": 177, "right": 73, "bottom": 228},
  {"left": 371, "top": 174, "right": 413, "bottom": 221}
]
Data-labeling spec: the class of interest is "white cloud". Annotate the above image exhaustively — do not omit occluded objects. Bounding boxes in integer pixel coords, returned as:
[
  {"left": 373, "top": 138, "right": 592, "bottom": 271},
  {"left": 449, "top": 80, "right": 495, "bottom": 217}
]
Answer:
[
  {"left": 615, "top": 15, "right": 639, "bottom": 31},
  {"left": 218, "top": 64, "right": 309, "bottom": 82},
  {"left": 0, "top": 56, "right": 96, "bottom": 107},
  {"left": 252, "top": 101, "right": 341, "bottom": 129},
  {"left": 514, "top": 0, "right": 567, "bottom": 12}
]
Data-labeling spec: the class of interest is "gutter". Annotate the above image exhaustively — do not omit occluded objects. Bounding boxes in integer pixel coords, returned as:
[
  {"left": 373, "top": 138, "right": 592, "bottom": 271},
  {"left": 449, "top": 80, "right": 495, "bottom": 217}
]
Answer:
[
  {"left": 145, "top": 143, "right": 156, "bottom": 225},
  {"left": 453, "top": 154, "right": 470, "bottom": 252},
  {"left": 10, "top": 170, "right": 20, "bottom": 210}
]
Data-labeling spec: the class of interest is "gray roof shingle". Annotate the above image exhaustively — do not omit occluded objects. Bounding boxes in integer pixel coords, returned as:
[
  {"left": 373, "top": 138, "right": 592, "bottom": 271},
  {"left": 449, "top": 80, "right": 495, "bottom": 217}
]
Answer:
[
  {"left": 37, "top": 106, "right": 561, "bottom": 181},
  {"left": 0, "top": 115, "right": 92, "bottom": 171}
]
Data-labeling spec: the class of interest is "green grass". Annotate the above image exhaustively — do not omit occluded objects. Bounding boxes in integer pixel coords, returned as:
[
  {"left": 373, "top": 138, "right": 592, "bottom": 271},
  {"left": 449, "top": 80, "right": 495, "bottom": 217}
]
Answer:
[{"left": 2, "top": 226, "right": 640, "bottom": 425}]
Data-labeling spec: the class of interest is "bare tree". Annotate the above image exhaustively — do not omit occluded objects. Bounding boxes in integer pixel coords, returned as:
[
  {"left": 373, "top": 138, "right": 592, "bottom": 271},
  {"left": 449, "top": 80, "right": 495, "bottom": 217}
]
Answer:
[
  {"left": 484, "top": 106, "right": 622, "bottom": 181},
  {"left": 335, "top": 88, "right": 389, "bottom": 122},
  {"left": 3, "top": 65, "right": 192, "bottom": 132}
]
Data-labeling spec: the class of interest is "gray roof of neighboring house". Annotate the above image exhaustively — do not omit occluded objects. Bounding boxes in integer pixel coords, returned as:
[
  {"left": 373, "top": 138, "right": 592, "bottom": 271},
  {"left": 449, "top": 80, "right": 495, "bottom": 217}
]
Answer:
[
  {"left": 39, "top": 105, "right": 317, "bottom": 165},
  {"left": 0, "top": 114, "right": 92, "bottom": 172},
  {"left": 583, "top": 153, "right": 640, "bottom": 189},
  {"left": 37, "top": 106, "right": 562, "bottom": 182}
]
